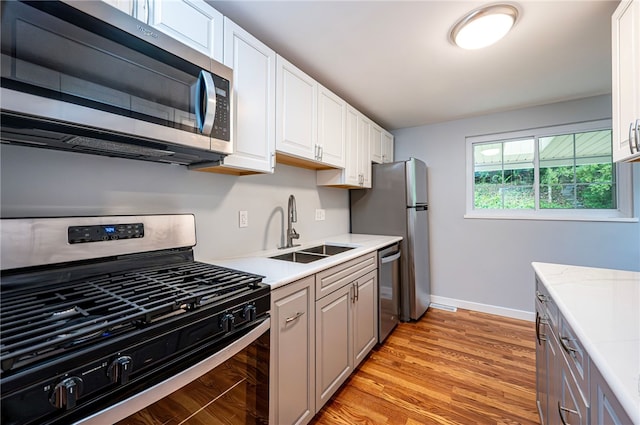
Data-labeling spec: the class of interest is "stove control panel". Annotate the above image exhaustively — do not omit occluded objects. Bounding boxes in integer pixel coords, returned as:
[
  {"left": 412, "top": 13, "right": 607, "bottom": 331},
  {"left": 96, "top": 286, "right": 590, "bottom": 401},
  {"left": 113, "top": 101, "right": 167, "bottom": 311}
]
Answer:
[{"left": 68, "top": 223, "right": 144, "bottom": 244}]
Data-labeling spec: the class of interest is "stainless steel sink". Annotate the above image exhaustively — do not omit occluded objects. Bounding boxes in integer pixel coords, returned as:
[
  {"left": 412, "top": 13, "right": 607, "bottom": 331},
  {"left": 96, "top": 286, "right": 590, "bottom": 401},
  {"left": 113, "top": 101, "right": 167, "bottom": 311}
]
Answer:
[
  {"left": 269, "top": 244, "right": 355, "bottom": 263},
  {"left": 302, "top": 245, "right": 355, "bottom": 255},
  {"left": 270, "top": 251, "right": 326, "bottom": 263}
]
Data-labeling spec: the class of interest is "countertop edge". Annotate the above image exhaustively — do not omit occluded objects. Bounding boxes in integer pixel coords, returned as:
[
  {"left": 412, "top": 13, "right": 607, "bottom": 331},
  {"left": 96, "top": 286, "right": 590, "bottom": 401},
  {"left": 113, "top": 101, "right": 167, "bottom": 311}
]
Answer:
[{"left": 532, "top": 261, "right": 640, "bottom": 425}]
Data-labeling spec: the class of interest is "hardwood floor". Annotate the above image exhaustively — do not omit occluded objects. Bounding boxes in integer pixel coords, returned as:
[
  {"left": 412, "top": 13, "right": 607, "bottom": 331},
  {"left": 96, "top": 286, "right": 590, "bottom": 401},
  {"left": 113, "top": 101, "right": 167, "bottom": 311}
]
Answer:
[{"left": 310, "top": 308, "right": 539, "bottom": 425}]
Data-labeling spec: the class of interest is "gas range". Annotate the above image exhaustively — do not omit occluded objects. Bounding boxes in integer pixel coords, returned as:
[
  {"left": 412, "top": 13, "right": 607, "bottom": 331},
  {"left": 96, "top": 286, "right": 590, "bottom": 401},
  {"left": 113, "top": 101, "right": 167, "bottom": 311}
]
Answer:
[{"left": 0, "top": 215, "right": 270, "bottom": 425}]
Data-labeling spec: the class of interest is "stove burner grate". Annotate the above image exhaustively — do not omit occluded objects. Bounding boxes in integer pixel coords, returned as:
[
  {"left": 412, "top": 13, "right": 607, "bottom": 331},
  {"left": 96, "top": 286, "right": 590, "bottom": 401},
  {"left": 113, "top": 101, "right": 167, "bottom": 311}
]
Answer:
[{"left": 0, "top": 261, "right": 264, "bottom": 373}]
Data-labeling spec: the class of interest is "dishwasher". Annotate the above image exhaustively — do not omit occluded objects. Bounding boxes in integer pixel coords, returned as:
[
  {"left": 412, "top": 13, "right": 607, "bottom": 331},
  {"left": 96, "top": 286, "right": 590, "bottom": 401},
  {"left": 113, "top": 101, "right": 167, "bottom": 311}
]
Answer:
[{"left": 378, "top": 243, "right": 401, "bottom": 343}]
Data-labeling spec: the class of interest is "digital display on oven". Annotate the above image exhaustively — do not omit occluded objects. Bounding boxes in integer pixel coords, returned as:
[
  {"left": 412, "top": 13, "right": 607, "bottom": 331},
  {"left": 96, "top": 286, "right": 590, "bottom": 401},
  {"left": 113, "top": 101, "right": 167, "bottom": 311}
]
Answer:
[{"left": 68, "top": 223, "right": 144, "bottom": 244}]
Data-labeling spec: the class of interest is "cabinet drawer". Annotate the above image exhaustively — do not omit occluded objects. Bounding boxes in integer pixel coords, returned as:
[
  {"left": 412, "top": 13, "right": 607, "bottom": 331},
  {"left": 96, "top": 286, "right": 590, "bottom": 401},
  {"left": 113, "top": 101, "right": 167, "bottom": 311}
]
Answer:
[
  {"left": 559, "top": 316, "right": 589, "bottom": 399},
  {"left": 315, "top": 252, "right": 376, "bottom": 300}
]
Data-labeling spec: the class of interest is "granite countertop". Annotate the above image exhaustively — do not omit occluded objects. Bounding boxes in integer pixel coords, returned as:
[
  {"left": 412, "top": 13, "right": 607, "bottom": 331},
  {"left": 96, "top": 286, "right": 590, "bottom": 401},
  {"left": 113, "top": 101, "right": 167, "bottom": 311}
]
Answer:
[
  {"left": 532, "top": 262, "right": 640, "bottom": 424},
  {"left": 200, "top": 233, "right": 402, "bottom": 290}
]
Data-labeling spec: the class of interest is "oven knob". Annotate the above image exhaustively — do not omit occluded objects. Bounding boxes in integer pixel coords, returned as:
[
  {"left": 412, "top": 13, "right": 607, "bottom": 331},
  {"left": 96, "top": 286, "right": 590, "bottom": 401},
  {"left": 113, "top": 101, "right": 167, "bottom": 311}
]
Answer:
[
  {"left": 50, "top": 376, "right": 83, "bottom": 410},
  {"left": 243, "top": 304, "right": 257, "bottom": 321},
  {"left": 221, "top": 312, "right": 235, "bottom": 333},
  {"left": 108, "top": 355, "right": 133, "bottom": 384}
]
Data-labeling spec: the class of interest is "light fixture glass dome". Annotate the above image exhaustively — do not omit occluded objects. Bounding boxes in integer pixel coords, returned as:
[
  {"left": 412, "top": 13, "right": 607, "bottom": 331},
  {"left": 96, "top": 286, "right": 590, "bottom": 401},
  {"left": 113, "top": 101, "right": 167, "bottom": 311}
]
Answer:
[{"left": 450, "top": 4, "right": 519, "bottom": 50}]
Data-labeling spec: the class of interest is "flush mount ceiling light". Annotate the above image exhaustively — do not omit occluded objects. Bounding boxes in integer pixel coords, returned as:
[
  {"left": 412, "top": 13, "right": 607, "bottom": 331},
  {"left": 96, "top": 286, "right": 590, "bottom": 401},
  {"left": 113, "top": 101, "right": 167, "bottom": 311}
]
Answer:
[{"left": 450, "top": 4, "right": 519, "bottom": 50}]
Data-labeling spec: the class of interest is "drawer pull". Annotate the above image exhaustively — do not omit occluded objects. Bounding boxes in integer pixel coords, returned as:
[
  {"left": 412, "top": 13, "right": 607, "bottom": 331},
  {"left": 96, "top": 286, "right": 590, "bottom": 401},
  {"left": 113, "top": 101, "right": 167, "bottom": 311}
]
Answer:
[
  {"left": 558, "top": 401, "right": 579, "bottom": 425},
  {"left": 285, "top": 312, "right": 304, "bottom": 323},
  {"left": 535, "top": 312, "right": 548, "bottom": 344},
  {"left": 536, "top": 291, "right": 548, "bottom": 303},
  {"left": 559, "top": 335, "right": 578, "bottom": 357}
]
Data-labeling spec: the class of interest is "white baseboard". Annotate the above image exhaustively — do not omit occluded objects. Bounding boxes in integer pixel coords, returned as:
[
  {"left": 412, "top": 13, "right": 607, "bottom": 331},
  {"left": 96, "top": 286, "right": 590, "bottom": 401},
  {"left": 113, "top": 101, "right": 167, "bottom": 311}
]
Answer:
[{"left": 429, "top": 295, "right": 535, "bottom": 322}]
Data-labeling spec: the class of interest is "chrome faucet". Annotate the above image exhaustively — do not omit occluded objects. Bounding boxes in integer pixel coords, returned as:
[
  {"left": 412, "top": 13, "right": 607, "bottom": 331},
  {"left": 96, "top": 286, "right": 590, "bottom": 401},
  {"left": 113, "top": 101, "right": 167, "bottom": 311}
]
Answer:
[{"left": 285, "top": 194, "right": 300, "bottom": 248}]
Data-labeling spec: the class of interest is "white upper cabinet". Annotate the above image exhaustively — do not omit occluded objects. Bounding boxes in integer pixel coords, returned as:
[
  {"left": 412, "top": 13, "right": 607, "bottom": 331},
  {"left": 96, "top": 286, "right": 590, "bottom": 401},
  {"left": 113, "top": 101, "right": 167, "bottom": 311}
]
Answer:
[
  {"left": 101, "top": 0, "right": 144, "bottom": 17},
  {"left": 316, "top": 106, "right": 370, "bottom": 188},
  {"left": 103, "top": 0, "right": 224, "bottom": 61},
  {"left": 213, "top": 17, "right": 275, "bottom": 174},
  {"left": 382, "top": 130, "right": 394, "bottom": 163},
  {"left": 371, "top": 125, "right": 394, "bottom": 164},
  {"left": 149, "top": 0, "right": 223, "bottom": 61},
  {"left": 612, "top": 0, "right": 640, "bottom": 162},
  {"left": 317, "top": 85, "right": 346, "bottom": 168},
  {"left": 276, "top": 55, "right": 346, "bottom": 169},
  {"left": 370, "top": 124, "right": 383, "bottom": 163},
  {"left": 276, "top": 55, "right": 318, "bottom": 163}
]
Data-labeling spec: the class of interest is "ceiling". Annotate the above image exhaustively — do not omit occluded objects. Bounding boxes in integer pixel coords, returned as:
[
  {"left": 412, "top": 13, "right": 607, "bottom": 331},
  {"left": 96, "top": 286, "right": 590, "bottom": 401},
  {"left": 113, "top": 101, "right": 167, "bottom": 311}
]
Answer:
[{"left": 209, "top": 0, "right": 619, "bottom": 131}]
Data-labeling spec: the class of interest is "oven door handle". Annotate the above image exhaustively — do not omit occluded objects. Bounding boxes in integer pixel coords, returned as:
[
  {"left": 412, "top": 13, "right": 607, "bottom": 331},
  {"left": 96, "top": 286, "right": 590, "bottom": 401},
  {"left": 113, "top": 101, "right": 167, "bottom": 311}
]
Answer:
[{"left": 75, "top": 317, "right": 270, "bottom": 425}]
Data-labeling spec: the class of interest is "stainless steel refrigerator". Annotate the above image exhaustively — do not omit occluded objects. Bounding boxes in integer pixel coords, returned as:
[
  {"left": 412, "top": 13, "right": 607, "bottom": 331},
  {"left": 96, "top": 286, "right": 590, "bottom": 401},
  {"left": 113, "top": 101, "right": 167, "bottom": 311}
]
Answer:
[{"left": 350, "top": 158, "right": 431, "bottom": 322}]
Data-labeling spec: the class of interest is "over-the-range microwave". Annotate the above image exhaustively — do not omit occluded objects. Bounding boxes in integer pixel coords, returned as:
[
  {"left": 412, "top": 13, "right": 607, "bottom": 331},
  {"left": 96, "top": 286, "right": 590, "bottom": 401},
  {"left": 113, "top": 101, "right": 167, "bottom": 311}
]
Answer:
[{"left": 0, "top": 0, "right": 233, "bottom": 166}]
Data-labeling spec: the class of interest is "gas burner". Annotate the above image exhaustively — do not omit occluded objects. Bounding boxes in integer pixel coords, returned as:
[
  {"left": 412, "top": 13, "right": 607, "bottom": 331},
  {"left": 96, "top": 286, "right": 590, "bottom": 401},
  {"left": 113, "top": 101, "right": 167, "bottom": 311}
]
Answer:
[{"left": 53, "top": 315, "right": 110, "bottom": 347}]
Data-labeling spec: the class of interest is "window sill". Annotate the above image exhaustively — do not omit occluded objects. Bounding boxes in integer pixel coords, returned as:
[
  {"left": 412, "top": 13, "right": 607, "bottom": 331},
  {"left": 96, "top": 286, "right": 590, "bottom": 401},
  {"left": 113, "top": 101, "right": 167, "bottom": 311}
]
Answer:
[{"left": 463, "top": 213, "right": 638, "bottom": 223}]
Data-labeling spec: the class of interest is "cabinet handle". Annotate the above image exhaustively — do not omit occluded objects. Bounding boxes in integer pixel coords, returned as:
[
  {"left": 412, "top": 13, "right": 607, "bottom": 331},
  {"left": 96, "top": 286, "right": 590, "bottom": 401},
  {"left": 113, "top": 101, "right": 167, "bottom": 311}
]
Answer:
[
  {"left": 635, "top": 119, "right": 640, "bottom": 152},
  {"left": 535, "top": 312, "right": 547, "bottom": 345},
  {"left": 557, "top": 401, "right": 578, "bottom": 425},
  {"left": 535, "top": 291, "right": 548, "bottom": 303},
  {"left": 271, "top": 152, "right": 275, "bottom": 172},
  {"left": 285, "top": 311, "right": 304, "bottom": 323},
  {"left": 559, "top": 335, "right": 578, "bottom": 357},
  {"left": 319, "top": 146, "right": 323, "bottom": 161},
  {"left": 629, "top": 122, "right": 636, "bottom": 154}
]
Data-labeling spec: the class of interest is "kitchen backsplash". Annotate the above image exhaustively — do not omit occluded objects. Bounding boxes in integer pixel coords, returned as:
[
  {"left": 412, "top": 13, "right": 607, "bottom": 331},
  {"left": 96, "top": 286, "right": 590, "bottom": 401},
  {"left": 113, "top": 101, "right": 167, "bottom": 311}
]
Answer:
[{"left": 0, "top": 144, "right": 350, "bottom": 260}]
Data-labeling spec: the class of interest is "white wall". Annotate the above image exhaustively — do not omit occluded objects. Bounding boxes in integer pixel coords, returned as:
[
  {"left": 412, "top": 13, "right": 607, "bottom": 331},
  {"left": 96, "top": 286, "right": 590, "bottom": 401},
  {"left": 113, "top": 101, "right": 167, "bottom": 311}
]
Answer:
[
  {"left": 0, "top": 145, "right": 350, "bottom": 260},
  {"left": 394, "top": 95, "right": 640, "bottom": 317}
]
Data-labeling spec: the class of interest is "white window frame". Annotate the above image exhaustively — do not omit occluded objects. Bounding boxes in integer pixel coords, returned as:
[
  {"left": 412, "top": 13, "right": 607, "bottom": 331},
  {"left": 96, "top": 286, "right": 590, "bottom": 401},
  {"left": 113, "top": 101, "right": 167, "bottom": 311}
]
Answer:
[{"left": 465, "top": 119, "right": 636, "bottom": 222}]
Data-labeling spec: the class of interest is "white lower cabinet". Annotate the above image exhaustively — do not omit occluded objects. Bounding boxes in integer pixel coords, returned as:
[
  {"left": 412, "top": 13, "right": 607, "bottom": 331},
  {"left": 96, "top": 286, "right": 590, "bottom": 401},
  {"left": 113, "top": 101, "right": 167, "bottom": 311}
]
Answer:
[
  {"left": 351, "top": 270, "right": 378, "bottom": 367},
  {"left": 271, "top": 253, "right": 378, "bottom": 425},
  {"left": 314, "top": 252, "right": 377, "bottom": 409},
  {"left": 270, "top": 276, "right": 315, "bottom": 425},
  {"left": 315, "top": 282, "right": 353, "bottom": 408}
]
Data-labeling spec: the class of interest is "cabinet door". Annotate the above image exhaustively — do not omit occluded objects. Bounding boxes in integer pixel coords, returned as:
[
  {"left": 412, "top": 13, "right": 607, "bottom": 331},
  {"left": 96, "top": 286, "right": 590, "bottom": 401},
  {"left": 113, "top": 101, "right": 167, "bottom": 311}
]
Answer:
[
  {"left": 590, "top": 363, "right": 633, "bottom": 425},
  {"left": 271, "top": 277, "right": 315, "bottom": 425},
  {"left": 558, "top": 361, "right": 589, "bottom": 425},
  {"left": 382, "top": 131, "right": 394, "bottom": 163},
  {"left": 221, "top": 18, "right": 275, "bottom": 173},
  {"left": 352, "top": 271, "right": 377, "bottom": 367},
  {"left": 317, "top": 86, "right": 346, "bottom": 168},
  {"left": 370, "top": 124, "right": 383, "bottom": 163},
  {"left": 343, "top": 106, "right": 361, "bottom": 185},
  {"left": 150, "top": 0, "right": 223, "bottom": 61},
  {"left": 101, "top": 0, "right": 136, "bottom": 15},
  {"left": 359, "top": 114, "right": 372, "bottom": 188},
  {"left": 315, "top": 283, "right": 352, "bottom": 408},
  {"left": 612, "top": 0, "right": 640, "bottom": 162},
  {"left": 276, "top": 55, "right": 317, "bottom": 161},
  {"left": 535, "top": 308, "right": 549, "bottom": 425}
]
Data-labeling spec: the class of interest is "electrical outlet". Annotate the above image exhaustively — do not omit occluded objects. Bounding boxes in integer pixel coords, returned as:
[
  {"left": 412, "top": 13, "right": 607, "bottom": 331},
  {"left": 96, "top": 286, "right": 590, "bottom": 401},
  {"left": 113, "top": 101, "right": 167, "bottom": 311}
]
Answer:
[
  {"left": 315, "top": 209, "right": 325, "bottom": 221},
  {"left": 239, "top": 210, "right": 248, "bottom": 228}
]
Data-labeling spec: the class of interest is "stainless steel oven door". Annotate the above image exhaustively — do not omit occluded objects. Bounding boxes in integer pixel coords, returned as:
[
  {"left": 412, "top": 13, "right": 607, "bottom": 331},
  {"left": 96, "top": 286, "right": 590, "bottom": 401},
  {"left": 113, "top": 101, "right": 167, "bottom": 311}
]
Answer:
[{"left": 75, "top": 318, "right": 270, "bottom": 425}]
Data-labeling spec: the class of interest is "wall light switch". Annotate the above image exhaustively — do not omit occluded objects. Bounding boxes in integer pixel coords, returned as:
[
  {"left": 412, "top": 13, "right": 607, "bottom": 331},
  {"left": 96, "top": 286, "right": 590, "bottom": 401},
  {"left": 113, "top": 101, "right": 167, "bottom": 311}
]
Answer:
[
  {"left": 315, "top": 209, "right": 325, "bottom": 221},
  {"left": 239, "top": 210, "right": 248, "bottom": 228}
]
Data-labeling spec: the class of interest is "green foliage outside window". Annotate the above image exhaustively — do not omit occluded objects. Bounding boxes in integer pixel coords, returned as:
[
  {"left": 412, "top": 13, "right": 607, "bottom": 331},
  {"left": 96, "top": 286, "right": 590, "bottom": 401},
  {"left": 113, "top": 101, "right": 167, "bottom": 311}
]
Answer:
[{"left": 473, "top": 129, "right": 614, "bottom": 210}]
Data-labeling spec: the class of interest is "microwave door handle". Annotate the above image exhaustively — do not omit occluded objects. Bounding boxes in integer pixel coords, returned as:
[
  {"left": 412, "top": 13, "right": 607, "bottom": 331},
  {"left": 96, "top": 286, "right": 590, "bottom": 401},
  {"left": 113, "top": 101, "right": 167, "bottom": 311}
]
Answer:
[{"left": 195, "top": 70, "right": 216, "bottom": 135}]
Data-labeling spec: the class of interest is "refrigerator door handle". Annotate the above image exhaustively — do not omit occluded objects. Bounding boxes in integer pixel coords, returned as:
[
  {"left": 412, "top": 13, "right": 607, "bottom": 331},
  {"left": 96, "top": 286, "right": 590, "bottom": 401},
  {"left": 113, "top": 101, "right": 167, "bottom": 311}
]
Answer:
[{"left": 381, "top": 251, "right": 401, "bottom": 264}]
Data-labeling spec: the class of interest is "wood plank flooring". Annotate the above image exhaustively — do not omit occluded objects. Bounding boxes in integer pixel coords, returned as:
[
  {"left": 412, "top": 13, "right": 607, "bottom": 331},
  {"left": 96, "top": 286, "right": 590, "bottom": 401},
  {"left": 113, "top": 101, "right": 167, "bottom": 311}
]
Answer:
[{"left": 310, "top": 308, "right": 539, "bottom": 425}]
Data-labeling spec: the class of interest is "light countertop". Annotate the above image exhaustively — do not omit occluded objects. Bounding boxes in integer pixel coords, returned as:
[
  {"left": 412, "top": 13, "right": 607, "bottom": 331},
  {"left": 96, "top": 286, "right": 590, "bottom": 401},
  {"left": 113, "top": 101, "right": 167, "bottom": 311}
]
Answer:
[
  {"left": 532, "top": 262, "right": 640, "bottom": 424},
  {"left": 199, "top": 233, "right": 402, "bottom": 290}
]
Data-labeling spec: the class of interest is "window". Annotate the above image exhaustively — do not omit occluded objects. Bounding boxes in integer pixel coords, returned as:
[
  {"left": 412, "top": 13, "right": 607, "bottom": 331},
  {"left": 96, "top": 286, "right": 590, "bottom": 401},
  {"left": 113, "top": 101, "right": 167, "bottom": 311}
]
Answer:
[{"left": 466, "top": 120, "right": 633, "bottom": 221}]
